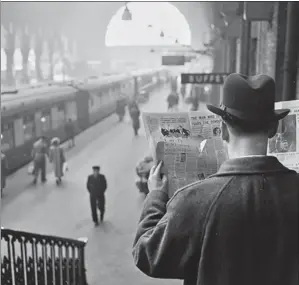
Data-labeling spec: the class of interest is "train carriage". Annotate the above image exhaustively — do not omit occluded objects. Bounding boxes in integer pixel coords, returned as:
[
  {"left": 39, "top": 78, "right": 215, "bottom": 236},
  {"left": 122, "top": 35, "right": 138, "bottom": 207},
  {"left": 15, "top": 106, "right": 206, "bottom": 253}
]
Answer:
[
  {"left": 1, "top": 85, "right": 79, "bottom": 171},
  {"left": 1, "top": 67, "right": 169, "bottom": 173}
]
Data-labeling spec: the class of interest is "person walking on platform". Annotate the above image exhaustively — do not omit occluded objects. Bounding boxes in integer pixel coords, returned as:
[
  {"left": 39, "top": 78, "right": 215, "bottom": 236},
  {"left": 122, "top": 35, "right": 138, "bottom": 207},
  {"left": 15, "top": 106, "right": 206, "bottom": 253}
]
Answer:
[
  {"left": 180, "top": 84, "right": 186, "bottom": 99},
  {"left": 31, "top": 136, "right": 48, "bottom": 185},
  {"left": 65, "top": 118, "right": 75, "bottom": 148},
  {"left": 1, "top": 151, "right": 8, "bottom": 196},
  {"left": 116, "top": 94, "right": 126, "bottom": 122},
  {"left": 87, "top": 166, "right": 107, "bottom": 226},
  {"left": 167, "top": 90, "right": 179, "bottom": 111},
  {"left": 188, "top": 86, "right": 202, "bottom": 111},
  {"left": 128, "top": 99, "right": 141, "bottom": 136},
  {"left": 49, "top": 137, "right": 66, "bottom": 185},
  {"left": 132, "top": 73, "right": 298, "bottom": 285}
]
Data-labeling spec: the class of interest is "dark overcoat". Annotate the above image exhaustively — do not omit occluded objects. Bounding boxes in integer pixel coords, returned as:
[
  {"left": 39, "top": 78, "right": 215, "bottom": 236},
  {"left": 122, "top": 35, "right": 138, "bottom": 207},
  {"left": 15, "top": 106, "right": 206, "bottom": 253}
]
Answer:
[
  {"left": 87, "top": 174, "right": 107, "bottom": 197},
  {"left": 132, "top": 156, "right": 299, "bottom": 285},
  {"left": 129, "top": 105, "right": 140, "bottom": 130}
]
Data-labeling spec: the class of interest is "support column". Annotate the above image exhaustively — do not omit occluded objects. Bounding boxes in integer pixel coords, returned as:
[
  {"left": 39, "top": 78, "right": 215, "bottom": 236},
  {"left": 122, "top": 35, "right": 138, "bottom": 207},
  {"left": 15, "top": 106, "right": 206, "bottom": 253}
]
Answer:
[
  {"left": 4, "top": 24, "right": 15, "bottom": 86},
  {"left": 228, "top": 37, "right": 237, "bottom": 73},
  {"left": 222, "top": 36, "right": 228, "bottom": 73},
  {"left": 239, "top": 2, "right": 251, "bottom": 75},
  {"left": 249, "top": 37, "right": 257, "bottom": 76},
  {"left": 59, "top": 35, "right": 66, "bottom": 81},
  {"left": 282, "top": 2, "right": 299, "bottom": 101},
  {"left": 21, "top": 27, "right": 30, "bottom": 84},
  {"left": 48, "top": 32, "right": 56, "bottom": 81},
  {"left": 274, "top": 2, "right": 288, "bottom": 101},
  {"left": 35, "top": 30, "right": 43, "bottom": 82},
  {"left": 240, "top": 21, "right": 251, "bottom": 75},
  {"left": 211, "top": 38, "right": 224, "bottom": 105}
]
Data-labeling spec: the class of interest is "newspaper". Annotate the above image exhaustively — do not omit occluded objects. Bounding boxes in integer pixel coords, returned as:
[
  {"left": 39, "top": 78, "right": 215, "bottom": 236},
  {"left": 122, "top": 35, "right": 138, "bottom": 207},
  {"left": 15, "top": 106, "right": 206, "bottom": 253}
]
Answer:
[
  {"left": 142, "top": 111, "right": 228, "bottom": 196},
  {"left": 267, "top": 99, "right": 299, "bottom": 172}
]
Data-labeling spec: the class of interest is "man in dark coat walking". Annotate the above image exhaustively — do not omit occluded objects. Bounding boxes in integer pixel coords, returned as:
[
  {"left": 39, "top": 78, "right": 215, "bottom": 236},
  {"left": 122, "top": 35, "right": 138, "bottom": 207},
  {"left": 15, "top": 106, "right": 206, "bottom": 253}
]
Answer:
[
  {"left": 167, "top": 90, "right": 179, "bottom": 110},
  {"left": 132, "top": 73, "right": 299, "bottom": 285},
  {"left": 87, "top": 166, "right": 107, "bottom": 226},
  {"left": 116, "top": 94, "right": 126, "bottom": 122}
]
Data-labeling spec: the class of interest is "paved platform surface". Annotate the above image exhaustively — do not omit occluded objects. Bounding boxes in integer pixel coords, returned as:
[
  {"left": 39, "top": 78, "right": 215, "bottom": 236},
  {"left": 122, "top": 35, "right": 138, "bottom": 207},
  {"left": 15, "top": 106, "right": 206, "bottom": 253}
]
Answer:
[{"left": 1, "top": 86, "right": 188, "bottom": 285}]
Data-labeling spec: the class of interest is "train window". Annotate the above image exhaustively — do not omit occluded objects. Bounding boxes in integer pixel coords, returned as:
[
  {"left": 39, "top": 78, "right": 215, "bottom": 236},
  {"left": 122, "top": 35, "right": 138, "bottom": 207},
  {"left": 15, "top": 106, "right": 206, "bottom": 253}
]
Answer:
[
  {"left": 109, "top": 88, "right": 114, "bottom": 100},
  {"left": 101, "top": 92, "right": 107, "bottom": 105},
  {"left": 1, "top": 122, "right": 14, "bottom": 151},
  {"left": 57, "top": 103, "right": 66, "bottom": 127},
  {"left": 102, "top": 91, "right": 109, "bottom": 105},
  {"left": 23, "top": 115, "right": 35, "bottom": 142},
  {"left": 41, "top": 110, "right": 51, "bottom": 133},
  {"left": 89, "top": 95, "right": 94, "bottom": 107},
  {"left": 110, "top": 88, "right": 115, "bottom": 99}
]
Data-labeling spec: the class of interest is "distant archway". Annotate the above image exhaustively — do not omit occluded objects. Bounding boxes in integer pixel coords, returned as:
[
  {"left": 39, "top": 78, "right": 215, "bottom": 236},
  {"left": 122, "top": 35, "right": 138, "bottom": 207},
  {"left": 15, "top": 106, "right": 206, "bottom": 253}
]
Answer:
[{"left": 105, "top": 2, "right": 191, "bottom": 46}]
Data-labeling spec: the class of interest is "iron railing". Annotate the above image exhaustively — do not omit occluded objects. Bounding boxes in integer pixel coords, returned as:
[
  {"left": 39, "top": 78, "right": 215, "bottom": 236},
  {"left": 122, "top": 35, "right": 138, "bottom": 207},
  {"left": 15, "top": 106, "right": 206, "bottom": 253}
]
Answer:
[{"left": 1, "top": 227, "right": 88, "bottom": 285}]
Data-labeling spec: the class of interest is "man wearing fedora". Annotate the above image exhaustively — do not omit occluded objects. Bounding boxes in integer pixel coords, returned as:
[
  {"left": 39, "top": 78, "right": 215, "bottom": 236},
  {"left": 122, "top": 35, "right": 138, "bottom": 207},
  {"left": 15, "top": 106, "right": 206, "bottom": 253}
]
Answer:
[
  {"left": 87, "top": 166, "right": 107, "bottom": 226},
  {"left": 132, "top": 74, "right": 298, "bottom": 285}
]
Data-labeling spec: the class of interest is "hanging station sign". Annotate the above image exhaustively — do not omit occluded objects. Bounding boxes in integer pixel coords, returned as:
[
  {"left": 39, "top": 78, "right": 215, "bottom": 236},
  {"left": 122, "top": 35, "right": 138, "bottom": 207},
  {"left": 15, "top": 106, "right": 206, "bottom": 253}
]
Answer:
[
  {"left": 181, "top": 73, "right": 230, "bottom": 84},
  {"left": 162, "top": 55, "right": 185, "bottom": 66}
]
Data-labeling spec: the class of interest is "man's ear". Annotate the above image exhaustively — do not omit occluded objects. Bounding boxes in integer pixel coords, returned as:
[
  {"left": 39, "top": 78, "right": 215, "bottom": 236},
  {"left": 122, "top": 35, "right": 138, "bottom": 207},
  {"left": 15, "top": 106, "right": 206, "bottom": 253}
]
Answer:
[
  {"left": 268, "top": 120, "right": 279, "bottom": 139},
  {"left": 221, "top": 121, "right": 229, "bottom": 142}
]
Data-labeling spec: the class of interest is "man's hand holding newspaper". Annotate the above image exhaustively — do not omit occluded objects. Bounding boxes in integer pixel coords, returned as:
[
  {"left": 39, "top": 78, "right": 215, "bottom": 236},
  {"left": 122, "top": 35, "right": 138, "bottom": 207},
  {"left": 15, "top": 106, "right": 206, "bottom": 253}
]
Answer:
[{"left": 148, "top": 161, "right": 168, "bottom": 196}]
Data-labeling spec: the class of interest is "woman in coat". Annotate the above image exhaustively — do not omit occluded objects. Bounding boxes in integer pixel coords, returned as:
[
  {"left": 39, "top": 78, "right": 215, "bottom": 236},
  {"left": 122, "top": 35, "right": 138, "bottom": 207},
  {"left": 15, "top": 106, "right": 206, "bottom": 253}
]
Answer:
[
  {"left": 116, "top": 94, "right": 126, "bottom": 122},
  {"left": 49, "top": 137, "right": 66, "bottom": 185},
  {"left": 128, "top": 99, "right": 141, "bottom": 136}
]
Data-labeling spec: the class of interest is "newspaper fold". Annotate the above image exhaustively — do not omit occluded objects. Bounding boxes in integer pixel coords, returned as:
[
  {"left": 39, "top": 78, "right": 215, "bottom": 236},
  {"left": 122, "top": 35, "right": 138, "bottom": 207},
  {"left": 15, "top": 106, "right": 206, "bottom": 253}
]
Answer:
[{"left": 142, "top": 111, "right": 228, "bottom": 197}]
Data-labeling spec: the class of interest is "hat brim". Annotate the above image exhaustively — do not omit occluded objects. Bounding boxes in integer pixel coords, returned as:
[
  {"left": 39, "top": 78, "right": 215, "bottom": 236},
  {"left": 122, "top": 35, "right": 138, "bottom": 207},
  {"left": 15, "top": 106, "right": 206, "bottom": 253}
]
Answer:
[{"left": 206, "top": 104, "right": 290, "bottom": 122}]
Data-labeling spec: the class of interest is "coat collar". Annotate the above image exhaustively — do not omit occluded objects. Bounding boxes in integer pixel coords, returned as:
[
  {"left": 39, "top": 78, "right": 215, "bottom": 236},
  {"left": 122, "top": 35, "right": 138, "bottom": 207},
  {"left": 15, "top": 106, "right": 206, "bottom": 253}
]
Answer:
[{"left": 211, "top": 156, "right": 295, "bottom": 177}]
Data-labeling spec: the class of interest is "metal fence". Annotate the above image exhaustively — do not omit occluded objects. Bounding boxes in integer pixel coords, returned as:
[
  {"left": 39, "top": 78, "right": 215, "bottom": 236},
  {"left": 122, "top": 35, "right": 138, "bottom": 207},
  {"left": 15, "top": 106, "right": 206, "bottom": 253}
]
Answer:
[{"left": 1, "top": 228, "right": 88, "bottom": 285}]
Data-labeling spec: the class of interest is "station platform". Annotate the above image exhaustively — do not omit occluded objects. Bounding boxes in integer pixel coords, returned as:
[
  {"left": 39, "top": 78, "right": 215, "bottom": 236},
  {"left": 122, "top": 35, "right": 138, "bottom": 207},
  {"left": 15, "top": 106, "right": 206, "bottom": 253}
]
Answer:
[{"left": 1, "top": 86, "right": 188, "bottom": 285}]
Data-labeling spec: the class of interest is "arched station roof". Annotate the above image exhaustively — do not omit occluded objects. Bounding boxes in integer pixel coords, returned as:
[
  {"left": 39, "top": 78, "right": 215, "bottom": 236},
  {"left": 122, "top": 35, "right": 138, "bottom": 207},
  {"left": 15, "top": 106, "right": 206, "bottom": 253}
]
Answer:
[{"left": 1, "top": 1, "right": 217, "bottom": 60}]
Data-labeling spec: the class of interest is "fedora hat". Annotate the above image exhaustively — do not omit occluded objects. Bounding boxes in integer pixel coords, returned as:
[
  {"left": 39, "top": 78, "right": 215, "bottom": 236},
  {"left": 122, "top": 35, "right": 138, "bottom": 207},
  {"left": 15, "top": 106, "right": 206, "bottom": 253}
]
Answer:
[{"left": 206, "top": 73, "right": 290, "bottom": 123}]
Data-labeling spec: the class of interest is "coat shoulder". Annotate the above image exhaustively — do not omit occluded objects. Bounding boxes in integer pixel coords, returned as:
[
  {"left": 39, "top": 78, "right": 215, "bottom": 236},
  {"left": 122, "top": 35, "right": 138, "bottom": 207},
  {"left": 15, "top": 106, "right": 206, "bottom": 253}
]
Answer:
[{"left": 169, "top": 176, "right": 234, "bottom": 209}]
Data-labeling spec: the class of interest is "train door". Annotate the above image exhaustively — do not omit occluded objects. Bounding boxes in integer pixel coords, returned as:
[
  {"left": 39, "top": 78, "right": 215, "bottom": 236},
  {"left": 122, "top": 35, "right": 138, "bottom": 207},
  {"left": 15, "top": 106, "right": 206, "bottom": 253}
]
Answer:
[{"left": 75, "top": 90, "right": 90, "bottom": 131}]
